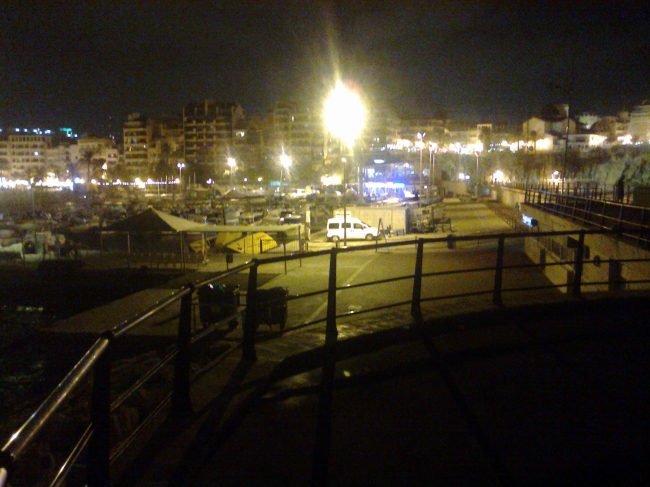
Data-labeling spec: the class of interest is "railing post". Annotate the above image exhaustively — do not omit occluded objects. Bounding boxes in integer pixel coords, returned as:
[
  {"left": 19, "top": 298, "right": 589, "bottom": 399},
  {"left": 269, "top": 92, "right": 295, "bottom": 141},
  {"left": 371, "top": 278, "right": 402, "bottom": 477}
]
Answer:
[
  {"left": 493, "top": 235, "right": 505, "bottom": 306},
  {"left": 325, "top": 248, "right": 338, "bottom": 346},
  {"left": 87, "top": 333, "right": 112, "bottom": 487},
  {"left": 572, "top": 230, "right": 585, "bottom": 298},
  {"left": 242, "top": 260, "right": 259, "bottom": 362},
  {"left": 312, "top": 248, "right": 338, "bottom": 486},
  {"left": 411, "top": 239, "right": 424, "bottom": 323},
  {"left": 172, "top": 284, "right": 194, "bottom": 417}
]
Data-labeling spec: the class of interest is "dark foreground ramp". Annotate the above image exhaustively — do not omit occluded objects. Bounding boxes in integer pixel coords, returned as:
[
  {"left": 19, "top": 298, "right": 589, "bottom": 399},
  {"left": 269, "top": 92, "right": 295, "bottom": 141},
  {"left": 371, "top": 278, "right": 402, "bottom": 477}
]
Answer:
[{"left": 115, "top": 294, "right": 649, "bottom": 487}]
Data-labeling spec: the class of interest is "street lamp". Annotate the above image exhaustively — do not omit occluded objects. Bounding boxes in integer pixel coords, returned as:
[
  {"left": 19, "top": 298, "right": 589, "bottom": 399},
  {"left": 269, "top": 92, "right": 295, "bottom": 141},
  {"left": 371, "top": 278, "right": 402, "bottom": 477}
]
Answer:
[
  {"left": 177, "top": 162, "right": 185, "bottom": 193},
  {"left": 341, "top": 157, "right": 347, "bottom": 234},
  {"left": 475, "top": 142, "right": 483, "bottom": 197},
  {"left": 279, "top": 153, "right": 291, "bottom": 197},
  {"left": 428, "top": 142, "right": 438, "bottom": 201},
  {"left": 324, "top": 80, "right": 365, "bottom": 247},
  {"left": 227, "top": 157, "right": 236, "bottom": 188},
  {"left": 415, "top": 132, "right": 425, "bottom": 202}
]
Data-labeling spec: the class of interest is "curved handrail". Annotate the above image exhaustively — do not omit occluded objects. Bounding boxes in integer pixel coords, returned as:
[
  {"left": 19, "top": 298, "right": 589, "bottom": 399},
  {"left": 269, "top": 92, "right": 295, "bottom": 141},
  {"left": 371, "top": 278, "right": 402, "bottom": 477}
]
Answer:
[{"left": 2, "top": 337, "right": 110, "bottom": 460}]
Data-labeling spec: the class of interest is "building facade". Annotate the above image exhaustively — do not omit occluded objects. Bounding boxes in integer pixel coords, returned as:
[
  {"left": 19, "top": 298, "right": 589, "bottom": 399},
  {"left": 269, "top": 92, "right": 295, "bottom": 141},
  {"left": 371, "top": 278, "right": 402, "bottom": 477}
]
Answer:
[
  {"left": 123, "top": 113, "right": 151, "bottom": 170},
  {"left": 182, "top": 100, "right": 245, "bottom": 170},
  {"left": 266, "top": 101, "right": 324, "bottom": 181},
  {"left": 0, "top": 132, "right": 52, "bottom": 179},
  {"left": 628, "top": 101, "right": 650, "bottom": 142}
]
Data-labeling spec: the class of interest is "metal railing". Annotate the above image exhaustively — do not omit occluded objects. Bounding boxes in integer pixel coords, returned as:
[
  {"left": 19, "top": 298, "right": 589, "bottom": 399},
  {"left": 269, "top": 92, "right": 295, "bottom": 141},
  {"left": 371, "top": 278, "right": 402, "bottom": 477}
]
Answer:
[
  {"left": 501, "top": 180, "right": 635, "bottom": 204},
  {"left": 524, "top": 188, "right": 650, "bottom": 248},
  {"left": 2, "top": 230, "right": 650, "bottom": 487}
]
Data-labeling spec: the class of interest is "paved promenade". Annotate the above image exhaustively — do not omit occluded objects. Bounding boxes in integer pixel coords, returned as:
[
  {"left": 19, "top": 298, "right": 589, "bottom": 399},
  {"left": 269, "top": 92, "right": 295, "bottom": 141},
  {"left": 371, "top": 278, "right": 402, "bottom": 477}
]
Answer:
[{"left": 39, "top": 201, "right": 649, "bottom": 486}]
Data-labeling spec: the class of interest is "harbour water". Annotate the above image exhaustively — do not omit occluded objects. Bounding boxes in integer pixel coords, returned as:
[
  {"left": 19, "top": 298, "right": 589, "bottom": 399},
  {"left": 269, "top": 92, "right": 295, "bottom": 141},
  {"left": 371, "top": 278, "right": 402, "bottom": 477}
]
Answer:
[
  {"left": 0, "top": 267, "right": 184, "bottom": 435},
  {"left": 0, "top": 304, "right": 53, "bottom": 432}
]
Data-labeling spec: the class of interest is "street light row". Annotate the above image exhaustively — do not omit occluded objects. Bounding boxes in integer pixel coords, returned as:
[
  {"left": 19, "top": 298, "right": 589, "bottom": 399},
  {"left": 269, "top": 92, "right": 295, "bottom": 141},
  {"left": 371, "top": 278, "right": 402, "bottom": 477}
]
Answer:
[
  {"left": 173, "top": 154, "right": 293, "bottom": 195},
  {"left": 175, "top": 80, "right": 367, "bottom": 208}
]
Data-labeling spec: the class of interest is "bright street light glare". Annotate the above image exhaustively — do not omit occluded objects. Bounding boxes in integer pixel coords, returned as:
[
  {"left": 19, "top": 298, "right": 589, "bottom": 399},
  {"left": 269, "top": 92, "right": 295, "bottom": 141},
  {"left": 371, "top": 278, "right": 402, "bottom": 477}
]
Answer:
[
  {"left": 324, "top": 81, "right": 365, "bottom": 147},
  {"left": 280, "top": 153, "right": 292, "bottom": 168}
]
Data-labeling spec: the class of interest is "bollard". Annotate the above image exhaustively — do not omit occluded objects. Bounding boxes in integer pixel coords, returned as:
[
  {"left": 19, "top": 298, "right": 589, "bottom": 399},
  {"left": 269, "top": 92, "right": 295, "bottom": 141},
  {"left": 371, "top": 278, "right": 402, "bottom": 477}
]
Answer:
[{"left": 447, "top": 234, "right": 455, "bottom": 249}]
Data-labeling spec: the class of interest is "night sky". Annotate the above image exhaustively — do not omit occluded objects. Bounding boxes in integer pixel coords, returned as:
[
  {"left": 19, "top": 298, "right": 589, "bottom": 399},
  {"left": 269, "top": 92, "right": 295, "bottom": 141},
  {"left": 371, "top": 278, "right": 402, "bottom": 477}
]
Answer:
[{"left": 2, "top": 0, "right": 649, "bottom": 136}]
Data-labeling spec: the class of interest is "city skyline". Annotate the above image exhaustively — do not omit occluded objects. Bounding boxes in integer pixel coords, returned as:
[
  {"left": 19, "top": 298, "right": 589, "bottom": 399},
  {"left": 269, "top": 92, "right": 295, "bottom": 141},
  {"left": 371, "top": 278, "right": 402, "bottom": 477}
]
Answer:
[{"left": 2, "top": 1, "right": 649, "bottom": 135}]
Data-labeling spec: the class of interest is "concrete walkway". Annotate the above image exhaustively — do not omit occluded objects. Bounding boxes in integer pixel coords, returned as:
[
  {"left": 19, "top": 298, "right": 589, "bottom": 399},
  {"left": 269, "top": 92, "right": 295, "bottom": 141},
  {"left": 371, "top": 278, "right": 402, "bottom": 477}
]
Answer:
[{"left": 113, "top": 292, "right": 648, "bottom": 487}]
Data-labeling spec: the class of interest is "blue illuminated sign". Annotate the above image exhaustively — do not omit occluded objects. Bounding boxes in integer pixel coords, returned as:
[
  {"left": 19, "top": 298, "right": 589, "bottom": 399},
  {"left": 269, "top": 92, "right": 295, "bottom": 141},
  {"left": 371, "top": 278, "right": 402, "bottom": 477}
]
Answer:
[{"left": 522, "top": 214, "right": 538, "bottom": 227}]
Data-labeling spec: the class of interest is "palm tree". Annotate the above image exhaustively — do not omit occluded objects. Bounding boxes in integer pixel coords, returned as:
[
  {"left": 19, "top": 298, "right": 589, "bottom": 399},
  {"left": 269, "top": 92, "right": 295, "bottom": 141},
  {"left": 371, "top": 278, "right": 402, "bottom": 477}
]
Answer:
[
  {"left": 81, "top": 150, "right": 95, "bottom": 182},
  {"left": 80, "top": 150, "right": 107, "bottom": 191}
]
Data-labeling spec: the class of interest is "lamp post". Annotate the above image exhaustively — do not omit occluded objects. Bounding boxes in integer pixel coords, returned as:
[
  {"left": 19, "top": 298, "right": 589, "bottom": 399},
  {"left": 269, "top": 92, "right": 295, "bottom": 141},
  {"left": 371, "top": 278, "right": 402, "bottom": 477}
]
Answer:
[
  {"left": 562, "top": 96, "right": 572, "bottom": 195},
  {"left": 227, "top": 157, "right": 236, "bottom": 188},
  {"left": 324, "top": 80, "right": 366, "bottom": 247},
  {"left": 177, "top": 162, "right": 185, "bottom": 193},
  {"left": 415, "top": 133, "right": 425, "bottom": 202},
  {"left": 279, "top": 153, "right": 291, "bottom": 197},
  {"left": 341, "top": 157, "right": 347, "bottom": 239},
  {"left": 428, "top": 142, "right": 438, "bottom": 201},
  {"left": 555, "top": 54, "right": 575, "bottom": 195},
  {"left": 475, "top": 142, "right": 483, "bottom": 198}
]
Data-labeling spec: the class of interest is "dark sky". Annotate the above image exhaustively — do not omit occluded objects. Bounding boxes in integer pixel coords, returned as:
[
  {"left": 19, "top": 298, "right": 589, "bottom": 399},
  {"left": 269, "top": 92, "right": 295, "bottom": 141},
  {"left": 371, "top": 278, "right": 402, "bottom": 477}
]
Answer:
[{"left": 2, "top": 0, "right": 649, "bottom": 135}]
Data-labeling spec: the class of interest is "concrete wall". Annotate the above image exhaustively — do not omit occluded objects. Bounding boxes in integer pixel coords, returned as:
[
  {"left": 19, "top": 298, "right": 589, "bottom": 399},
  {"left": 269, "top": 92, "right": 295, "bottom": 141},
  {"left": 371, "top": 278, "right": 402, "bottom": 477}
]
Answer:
[
  {"left": 494, "top": 186, "right": 526, "bottom": 207},
  {"left": 520, "top": 204, "right": 650, "bottom": 293},
  {"left": 442, "top": 181, "right": 470, "bottom": 197},
  {"left": 493, "top": 185, "right": 650, "bottom": 293}
]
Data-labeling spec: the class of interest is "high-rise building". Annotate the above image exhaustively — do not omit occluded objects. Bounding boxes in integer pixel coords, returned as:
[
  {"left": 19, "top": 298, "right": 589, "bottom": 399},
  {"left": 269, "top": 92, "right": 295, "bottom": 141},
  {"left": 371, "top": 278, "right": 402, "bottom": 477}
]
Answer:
[
  {"left": 123, "top": 113, "right": 151, "bottom": 169},
  {"left": 267, "top": 101, "right": 324, "bottom": 180},
  {"left": 1, "top": 131, "right": 51, "bottom": 179},
  {"left": 183, "top": 100, "right": 245, "bottom": 171}
]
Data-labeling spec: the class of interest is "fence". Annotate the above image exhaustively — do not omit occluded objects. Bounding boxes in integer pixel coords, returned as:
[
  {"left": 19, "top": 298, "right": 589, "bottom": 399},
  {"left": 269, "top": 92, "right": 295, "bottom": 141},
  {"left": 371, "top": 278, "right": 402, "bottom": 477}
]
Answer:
[
  {"left": 2, "top": 230, "right": 650, "bottom": 487},
  {"left": 501, "top": 180, "right": 635, "bottom": 204},
  {"left": 524, "top": 188, "right": 650, "bottom": 248}
]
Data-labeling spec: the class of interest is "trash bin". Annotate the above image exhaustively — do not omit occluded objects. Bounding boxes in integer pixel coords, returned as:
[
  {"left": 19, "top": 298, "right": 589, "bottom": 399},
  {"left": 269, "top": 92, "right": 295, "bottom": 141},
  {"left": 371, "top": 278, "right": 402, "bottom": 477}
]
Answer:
[
  {"left": 198, "top": 283, "right": 240, "bottom": 330},
  {"left": 257, "top": 287, "right": 288, "bottom": 329}
]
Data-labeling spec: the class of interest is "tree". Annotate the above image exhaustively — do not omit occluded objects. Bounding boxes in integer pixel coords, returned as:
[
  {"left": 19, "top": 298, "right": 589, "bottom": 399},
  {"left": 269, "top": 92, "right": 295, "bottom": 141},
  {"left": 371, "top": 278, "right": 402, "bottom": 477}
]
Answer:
[
  {"left": 564, "top": 149, "right": 582, "bottom": 179},
  {"left": 0, "top": 158, "right": 9, "bottom": 178},
  {"left": 81, "top": 150, "right": 95, "bottom": 182},
  {"left": 188, "top": 161, "right": 213, "bottom": 187},
  {"left": 515, "top": 152, "right": 546, "bottom": 183},
  {"left": 581, "top": 148, "right": 610, "bottom": 180},
  {"left": 108, "top": 164, "right": 134, "bottom": 182}
]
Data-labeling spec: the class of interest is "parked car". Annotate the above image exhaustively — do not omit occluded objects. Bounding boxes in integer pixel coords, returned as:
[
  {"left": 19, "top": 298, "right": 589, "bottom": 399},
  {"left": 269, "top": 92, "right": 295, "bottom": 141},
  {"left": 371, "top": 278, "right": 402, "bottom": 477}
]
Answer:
[{"left": 326, "top": 217, "right": 378, "bottom": 242}]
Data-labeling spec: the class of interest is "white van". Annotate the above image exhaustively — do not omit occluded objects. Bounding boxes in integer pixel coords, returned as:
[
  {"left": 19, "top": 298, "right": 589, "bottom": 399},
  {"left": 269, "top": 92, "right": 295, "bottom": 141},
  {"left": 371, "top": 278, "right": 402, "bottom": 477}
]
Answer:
[{"left": 326, "top": 217, "right": 379, "bottom": 242}]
